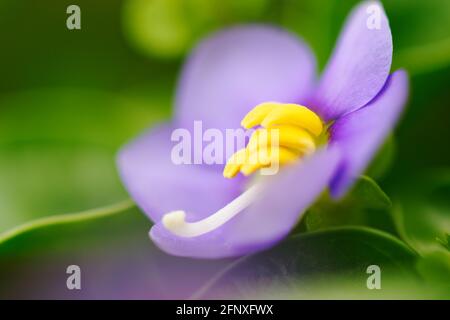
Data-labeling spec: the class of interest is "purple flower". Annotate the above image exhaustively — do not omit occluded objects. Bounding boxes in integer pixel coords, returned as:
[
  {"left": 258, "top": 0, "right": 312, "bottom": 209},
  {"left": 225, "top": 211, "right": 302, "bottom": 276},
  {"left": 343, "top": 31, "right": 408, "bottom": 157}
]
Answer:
[{"left": 118, "top": 1, "right": 409, "bottom": 259}]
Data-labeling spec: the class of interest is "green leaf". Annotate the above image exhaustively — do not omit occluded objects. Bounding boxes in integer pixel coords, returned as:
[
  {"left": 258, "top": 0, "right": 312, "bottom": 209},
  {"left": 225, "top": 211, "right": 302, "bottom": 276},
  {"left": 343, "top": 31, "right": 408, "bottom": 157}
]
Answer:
[
  {"left": 0, "top": 200, "right": 145, "bottom": 260},
  {"left": 301, "top": 176, "right": 394, "bottom": 233},
  {"left": 416, "top": 250, "right": 450, "bottom": 292},
  {"left": 351, "top": 176, "right": 392, "bottom": 208},
  {"left": 211, "top": 276, "right": 449, "bottom": 299},
  {"left": 366, "top": 135, "right": 396, "bottom": 180},
  {"left": 0, "top": 200, "right": 136, "bottom": 251},
  {"left": 0, "top": 203, "right": 233, "bottom": 300},
  {"left": 194, "top": 226, "right": 420, "bottom": 299},
  {"left": 436, "top": 233, "right": 450, "bottom": 251},
  {"left": 0, "top": 202, "right": 152, "bottom": 298},
  {"left": 392, "top": 169, "right": 450, "bottom": 255}
]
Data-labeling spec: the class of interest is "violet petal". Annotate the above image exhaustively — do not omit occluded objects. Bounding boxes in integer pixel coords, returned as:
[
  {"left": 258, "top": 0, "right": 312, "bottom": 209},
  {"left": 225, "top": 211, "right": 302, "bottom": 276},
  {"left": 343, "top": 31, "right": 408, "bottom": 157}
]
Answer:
[
  {"left": 176, "top": 25, "right": 317, "bottom": 133},
  {"left": 311, "top": 1, "right": 392, "bottom": 121},
  {"left": 117, "top": 124, "right": 243, "bottom": 222},
  {"left": 329, "top": 70, "right": 409, "bottom": 198}
]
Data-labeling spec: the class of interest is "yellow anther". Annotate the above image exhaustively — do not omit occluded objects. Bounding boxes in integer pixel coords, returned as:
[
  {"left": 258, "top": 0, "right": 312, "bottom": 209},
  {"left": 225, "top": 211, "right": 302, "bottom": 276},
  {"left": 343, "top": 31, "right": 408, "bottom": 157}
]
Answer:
[
  {"left": 241, "top": 147, "right": 299, "bottom": 176},
  {"left": 241, "top": 102, "right": 323, "bottom": 137},
  {"left": 241, "top": 102, "right": 278, "bottom": 129},
  {"left": 247, "top": 126, "right": 316, "bottom": 155},
  {"left": 223, "top": 149, "right": 247, "bottom": 178},
  {"left": 261, "top": 104, "right": 323, "bottom": 137},
  {"left": 224, "top": 102, "right": 325, "bottom": 179}
]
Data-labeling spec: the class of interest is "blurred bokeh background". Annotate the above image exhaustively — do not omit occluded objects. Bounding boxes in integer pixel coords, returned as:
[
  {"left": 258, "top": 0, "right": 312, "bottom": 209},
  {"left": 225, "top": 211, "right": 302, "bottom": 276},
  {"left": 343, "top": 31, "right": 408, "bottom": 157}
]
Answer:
[{"left": 0, "top": 0, "right": 449, "bottom": 299}]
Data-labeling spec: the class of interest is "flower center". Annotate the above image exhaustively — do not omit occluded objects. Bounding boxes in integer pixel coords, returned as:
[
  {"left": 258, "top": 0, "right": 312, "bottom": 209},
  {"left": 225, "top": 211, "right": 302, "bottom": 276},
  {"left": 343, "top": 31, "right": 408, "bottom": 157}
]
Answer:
[
  {"left": 223, "top": 102, "right": 324, "bottom": 178},
  {"left": 162, "top": 102, "right": 325, "bottom": 238}
]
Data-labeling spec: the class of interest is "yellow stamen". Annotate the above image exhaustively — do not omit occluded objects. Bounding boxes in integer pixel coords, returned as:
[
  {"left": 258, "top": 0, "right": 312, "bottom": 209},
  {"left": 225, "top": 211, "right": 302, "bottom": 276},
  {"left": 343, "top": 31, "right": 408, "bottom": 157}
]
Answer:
[
  {"left": 247, "top": 126, "right": 316, "bottom": 155},
  {"left": 223, "top": 149, "right": 247, "bottom": 178},
  {"left": 241, "top": 147, "right": 300, "bottom": 176},
  {"left": 241, "top": 102, "right": 323, "bottom": 137},
  {"left": 241, "top": 102, "right": 277, "bottom": 129},
  {"left": 225, "top": 102, "right": 324, "bottom": 179}
]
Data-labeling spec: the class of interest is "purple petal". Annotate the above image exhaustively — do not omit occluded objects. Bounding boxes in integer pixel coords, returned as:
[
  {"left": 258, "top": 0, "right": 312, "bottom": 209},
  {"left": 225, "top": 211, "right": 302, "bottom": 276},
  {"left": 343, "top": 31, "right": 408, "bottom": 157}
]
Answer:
[
  {"left": 311, "top": 1, "right": 393, "bottom": 121},
  {"left": 150, "top": 147, "right": 341, "bottom": 259},
  {"left": 176, "top": 25, "right": 316, "bottom": 133},
  {"left": 329, "top": 70, "right": 409, "bottom": 198},
  {"left": 117, "top": 123, "right": 243, "bottom": 222}
]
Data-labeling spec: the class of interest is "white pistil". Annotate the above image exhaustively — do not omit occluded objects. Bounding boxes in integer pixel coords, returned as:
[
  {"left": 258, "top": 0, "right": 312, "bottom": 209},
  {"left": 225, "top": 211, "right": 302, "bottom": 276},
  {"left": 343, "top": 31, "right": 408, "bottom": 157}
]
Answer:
[{"left": 162, "top": 184, "right": 261, "bottom": 237}]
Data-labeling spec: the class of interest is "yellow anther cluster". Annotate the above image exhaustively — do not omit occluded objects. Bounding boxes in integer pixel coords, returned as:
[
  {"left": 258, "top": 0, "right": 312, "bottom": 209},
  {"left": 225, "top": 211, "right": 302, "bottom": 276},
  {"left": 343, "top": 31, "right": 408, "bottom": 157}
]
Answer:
[{"left": 223, "top": 102, "right": 323, "bottom": 178}]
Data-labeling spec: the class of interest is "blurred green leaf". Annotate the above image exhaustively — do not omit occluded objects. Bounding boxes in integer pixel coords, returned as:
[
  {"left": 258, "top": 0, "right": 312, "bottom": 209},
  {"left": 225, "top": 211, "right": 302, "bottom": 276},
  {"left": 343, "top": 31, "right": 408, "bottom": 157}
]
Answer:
[
  {"left": 213, "top": 276, "right": 449, "bottom": 299},
  {"left": 122, "top": 0, "right": 271, "bottom": 59},
  {"left": 279, "top": 0, "right": 337, "bottom": 68},
  {"left": 302, "top": 176, "right": 394, "bottom": 233},
  {"left": 0, "top": 200, "right": 136, "bottom": 253},
  {"left": 351, "top": 176, "right": 392, "bottom": 209},
  {"left": 0, "top": 88, "right": 168, "bottom": 234},
  {"left": 416, "top": 250, "right": 450, "bottom": 284},
  {"left": 387, "top": 0, "right": 450, "bottom": 74},
  {"left": 390, "top": 170, "right": 450, "bottom": 297},
  {"left": 0, "top": 202, "right": 235, "bottom": 300},
  {"left": 392, "top": 169, "right": 450, "bottom": 255},
  {"left": 0, "top": 201, "right": 151, "bottom": 298},
  {"left": 0, "top": 88, "right": 170, "bottom": 148},
  {"left": 195, "top": 226, "right": 420, "bottom": 299},
  {"left": 0, "top": 0, "right": 181, "bottom": 92},
  {"left": 122, "top": 0, "right": 198, "bottom": 58},
  {"left": 436, "top": 233, "right": 450, "bottom": 251},
  {"left": 0, "top": 143, "right": 128, "bottom": 232},
  {"left": 367, "top": 135, "right": 396, "bottom": 179}
]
